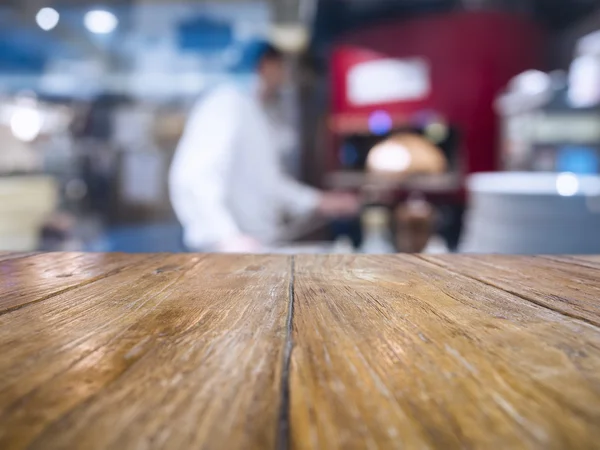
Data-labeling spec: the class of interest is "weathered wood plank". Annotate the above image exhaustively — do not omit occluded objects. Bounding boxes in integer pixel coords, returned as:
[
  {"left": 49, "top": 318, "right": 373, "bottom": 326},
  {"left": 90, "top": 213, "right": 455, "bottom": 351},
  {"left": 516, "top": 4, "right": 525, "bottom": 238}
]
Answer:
[
  {"left": 3, "top": 253, "right": 600, "bottom": 450},
  {"left": 0, "top": 252, "right": 146, "bottom": 314},
  {"left": 0, "top": 254, "right": 291, "bottom": 450},
  {"left": 540, "top": 255, "right": 600, "bottom": 270},
  {"left": 420, "top": 254, "right": 600, "bottom": 326},
  {"left": 0, "top": 254, "right": 198, "bottom": 412},
  {"left": 567, "top": 255, "right": 600, "bottom": 266},
  {"left": 0, "top": 252, "right": 37, "bottom": 263},
  {"left": 290, "top": 255, "right": 600, "bottom": 449},
  {"left": 572, "top": 255, "right": 600, "bottom": 263}
]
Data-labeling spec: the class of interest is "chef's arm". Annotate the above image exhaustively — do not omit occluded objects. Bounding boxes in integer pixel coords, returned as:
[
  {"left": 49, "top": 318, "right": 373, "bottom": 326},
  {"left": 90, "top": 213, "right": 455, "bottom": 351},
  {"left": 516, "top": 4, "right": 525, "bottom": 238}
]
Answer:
[
  {"left": 277, "top": 174, "right": 360, "bottom": 220},
  {"left": 277, "top": 175, "right": 322, "bottom": 218}
]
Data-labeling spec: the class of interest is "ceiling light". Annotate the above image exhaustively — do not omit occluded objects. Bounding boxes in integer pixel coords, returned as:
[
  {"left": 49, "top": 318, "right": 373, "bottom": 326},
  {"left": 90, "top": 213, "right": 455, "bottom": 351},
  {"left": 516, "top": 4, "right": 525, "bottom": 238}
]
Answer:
[
  {"left": 84, "top": 10, "right": 118, "bottom": 34},
  {"left": 36, "top": 7, "right": 60, "bottom": 31},
  {"left": 11, "top": 106, "right": 44, "bottom": 142},
  {"left": 269, "top": 23, "right": 309, "bottom": 53}
]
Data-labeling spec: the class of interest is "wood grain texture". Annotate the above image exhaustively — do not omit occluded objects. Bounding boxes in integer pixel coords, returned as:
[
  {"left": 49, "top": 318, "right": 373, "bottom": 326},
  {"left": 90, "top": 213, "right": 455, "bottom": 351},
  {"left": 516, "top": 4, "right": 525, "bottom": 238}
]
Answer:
[
  {"left": 0, "top": 254, "right": 291, "bottom": 450},
  {"left": 571, "top": 255, "right": 600, "bottom": 264},
  {"left": 540, "top": 255, "right": 600, "bottom": 270},
  {"left": 2, "top": 253, "right": 600, "bottom": 450},
  {"left": 0, "top": 252, "right": 37, "bottom": 263},
  {"left": 0, "top": 252, "right": 147, "bottom": 314},
  {"left": 290, "top": 255, "right": 600, "bottom": 449},
  {"left": 420, "top": 254, "right": 600, "bottom": 327}
]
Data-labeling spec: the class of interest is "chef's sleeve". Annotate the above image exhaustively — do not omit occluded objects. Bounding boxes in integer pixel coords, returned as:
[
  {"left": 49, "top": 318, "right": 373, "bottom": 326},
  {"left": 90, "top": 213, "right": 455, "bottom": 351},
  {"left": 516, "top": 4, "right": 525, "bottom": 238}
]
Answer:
[
  {"left": 276, "top": 173, "right": 322, "bottom": 219},
  {"left": 169, "top": 90, "right": 241, "bottom": 249}
]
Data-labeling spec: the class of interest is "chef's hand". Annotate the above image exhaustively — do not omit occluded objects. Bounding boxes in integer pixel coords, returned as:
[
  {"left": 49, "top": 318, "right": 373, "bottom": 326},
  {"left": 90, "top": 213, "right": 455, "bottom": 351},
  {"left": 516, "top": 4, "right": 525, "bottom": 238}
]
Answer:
[
  {"left": 217, "top": 235, "right": 263, "bottom": 253},
  {"left": 317, "top": 192, "right": 360, "bottom": 218}
]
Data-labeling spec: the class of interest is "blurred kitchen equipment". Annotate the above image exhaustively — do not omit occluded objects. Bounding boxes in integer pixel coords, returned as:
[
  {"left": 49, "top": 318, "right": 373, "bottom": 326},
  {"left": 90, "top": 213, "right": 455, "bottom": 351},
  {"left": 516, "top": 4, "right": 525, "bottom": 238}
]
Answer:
[
  {"left": 461, "top": 172, "right": 600, "bottom": 254},
  {"left": 569, "top": 30, "right": 600, "bottom": 109},
  {"left": 395, "top": 192, "right": 435, "bottom": 253},
  {"left": 332, "top": 235, "right": 354, "bottom": 254},
  {"left": 495, "top": 70, "right": 556, "bottom": 171},
  {"left": 366, "top": 133, "right": 447, "bottom": 177},
  {"left": 360, "top": 206, "right": 395, "bottom": 254},
  {"left": 496, "top": 30, "right": 600, "bottom": 175},
  {"left": 0, "top": 176, "right": 59, "bottom": 251}
]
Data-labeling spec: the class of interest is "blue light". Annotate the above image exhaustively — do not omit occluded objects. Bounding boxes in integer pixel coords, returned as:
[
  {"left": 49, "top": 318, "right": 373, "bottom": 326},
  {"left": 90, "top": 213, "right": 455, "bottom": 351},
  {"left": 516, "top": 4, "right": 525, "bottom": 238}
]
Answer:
[
  {"left": 368, "top": 110, "right": 392, "bottom": 136},
  {"left": 557, "top": 146, "right": 599, "bottom": 175}
]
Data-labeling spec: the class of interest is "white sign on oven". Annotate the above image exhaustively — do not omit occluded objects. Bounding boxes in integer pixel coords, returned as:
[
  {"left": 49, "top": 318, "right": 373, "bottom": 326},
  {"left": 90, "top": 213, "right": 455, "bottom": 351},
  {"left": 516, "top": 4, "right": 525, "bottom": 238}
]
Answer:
[{"left": 348, "top": 58, "right": 430, "bottom": 106}]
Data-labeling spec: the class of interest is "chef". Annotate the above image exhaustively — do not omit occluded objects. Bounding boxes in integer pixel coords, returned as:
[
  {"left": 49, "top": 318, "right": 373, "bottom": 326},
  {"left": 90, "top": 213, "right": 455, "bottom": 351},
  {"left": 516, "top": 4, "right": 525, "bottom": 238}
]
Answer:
[{"left": 169, "top": 43, "right": 358, "bottom": 252}]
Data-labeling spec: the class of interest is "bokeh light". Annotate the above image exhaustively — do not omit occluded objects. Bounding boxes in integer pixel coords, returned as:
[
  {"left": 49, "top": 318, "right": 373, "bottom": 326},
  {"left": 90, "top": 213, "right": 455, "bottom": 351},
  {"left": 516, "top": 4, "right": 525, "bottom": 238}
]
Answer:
[
  {"left": 368, "top": 110, "right": 392, "bottom": 136},
  {"left": 36, "top": 8, "right": 60, "bottom": 31}
]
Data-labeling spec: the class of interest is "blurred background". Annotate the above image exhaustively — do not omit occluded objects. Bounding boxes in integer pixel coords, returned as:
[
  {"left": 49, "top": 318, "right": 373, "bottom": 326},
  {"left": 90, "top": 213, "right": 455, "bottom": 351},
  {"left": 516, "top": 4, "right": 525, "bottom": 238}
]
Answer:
[{"left": 1, "top": 0, "right": 600, "bottom": 254}]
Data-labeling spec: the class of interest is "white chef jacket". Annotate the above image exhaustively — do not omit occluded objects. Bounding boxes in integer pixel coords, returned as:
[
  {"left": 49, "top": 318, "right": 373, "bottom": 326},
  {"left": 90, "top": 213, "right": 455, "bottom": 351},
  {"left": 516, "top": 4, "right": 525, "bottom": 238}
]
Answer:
[{"left": 169, "top": 84, "right": 320, "bottom": 250}]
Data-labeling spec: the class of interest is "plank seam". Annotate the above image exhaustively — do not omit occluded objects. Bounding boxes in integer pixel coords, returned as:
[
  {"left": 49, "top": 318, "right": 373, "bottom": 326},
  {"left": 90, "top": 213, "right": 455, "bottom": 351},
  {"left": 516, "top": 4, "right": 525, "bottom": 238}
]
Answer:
[
  {"left": 537, "top": 255, "right": 600, "bottom": 271},
  {"left": 414, "top": 255, "right": 600, "bottom": 329},
  {"left": 276, "top": 255, "right": 295, "bottom": 450}
]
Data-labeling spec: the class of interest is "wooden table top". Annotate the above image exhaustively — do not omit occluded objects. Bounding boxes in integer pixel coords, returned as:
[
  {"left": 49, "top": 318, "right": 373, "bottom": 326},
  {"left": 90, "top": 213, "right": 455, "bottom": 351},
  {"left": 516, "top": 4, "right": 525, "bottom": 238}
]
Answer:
[{"left": 1, "top": 252, "right": 600, "bottom": 449}]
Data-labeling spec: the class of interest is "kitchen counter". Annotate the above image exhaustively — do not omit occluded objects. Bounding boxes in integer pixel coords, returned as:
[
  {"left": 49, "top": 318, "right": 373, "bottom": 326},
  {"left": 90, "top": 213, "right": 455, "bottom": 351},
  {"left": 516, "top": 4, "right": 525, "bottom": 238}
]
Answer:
[{"left": 1, "top": 252, "right": 599, "bottom": 449}]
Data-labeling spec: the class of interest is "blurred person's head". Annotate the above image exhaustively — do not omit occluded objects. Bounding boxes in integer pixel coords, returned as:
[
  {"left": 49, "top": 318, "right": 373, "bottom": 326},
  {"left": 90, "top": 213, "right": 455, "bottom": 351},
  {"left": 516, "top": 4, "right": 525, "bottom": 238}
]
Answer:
[{"left": 256, "top": 43, "right": 286, "bottom": 100}]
